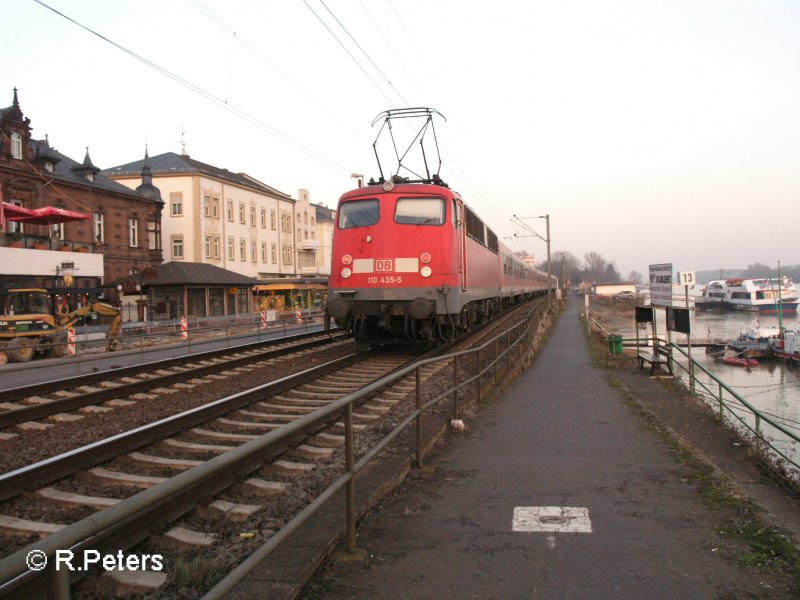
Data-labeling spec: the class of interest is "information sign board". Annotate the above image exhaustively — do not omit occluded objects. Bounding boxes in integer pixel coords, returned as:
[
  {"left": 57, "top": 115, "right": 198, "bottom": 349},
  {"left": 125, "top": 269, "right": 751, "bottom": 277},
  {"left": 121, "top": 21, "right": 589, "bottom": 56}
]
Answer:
[
  {"left": 649, "top": 263, "right": 673, "bottom": 307},
  {"left": 666, "top": 307, "right": 691, "bottom": 335}
]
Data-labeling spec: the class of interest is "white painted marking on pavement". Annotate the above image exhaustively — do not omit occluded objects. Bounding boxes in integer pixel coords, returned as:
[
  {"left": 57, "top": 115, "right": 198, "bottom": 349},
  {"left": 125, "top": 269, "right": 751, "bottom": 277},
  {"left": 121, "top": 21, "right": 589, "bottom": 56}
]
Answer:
[{"left": 512, "top": 506, "right": 592, "bottom": 533}]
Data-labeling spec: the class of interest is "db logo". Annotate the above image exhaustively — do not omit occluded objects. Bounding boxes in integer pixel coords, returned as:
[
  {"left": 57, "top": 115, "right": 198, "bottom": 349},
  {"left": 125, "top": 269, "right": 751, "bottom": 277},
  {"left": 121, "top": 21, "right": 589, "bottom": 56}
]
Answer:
[{"left": 376, "top": 259, "right": 393, "bottom": 272}]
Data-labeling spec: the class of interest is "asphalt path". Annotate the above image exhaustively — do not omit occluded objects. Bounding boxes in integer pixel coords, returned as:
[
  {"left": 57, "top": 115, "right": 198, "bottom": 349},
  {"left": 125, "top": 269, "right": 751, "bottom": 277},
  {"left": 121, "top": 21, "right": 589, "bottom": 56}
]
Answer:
[
  {"left": 315, "top": 301, "right": 774, "bottom": 599},
  {"left": 0, "top": 322, "right": 326, "bottom": 390}
]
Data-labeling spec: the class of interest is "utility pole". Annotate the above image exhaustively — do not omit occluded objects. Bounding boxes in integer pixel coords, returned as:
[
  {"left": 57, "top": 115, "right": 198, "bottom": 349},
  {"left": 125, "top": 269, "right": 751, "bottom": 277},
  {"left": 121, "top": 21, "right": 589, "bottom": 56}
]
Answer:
[{"left": 512, "top": 214, "right": 552, "bottom": 309}]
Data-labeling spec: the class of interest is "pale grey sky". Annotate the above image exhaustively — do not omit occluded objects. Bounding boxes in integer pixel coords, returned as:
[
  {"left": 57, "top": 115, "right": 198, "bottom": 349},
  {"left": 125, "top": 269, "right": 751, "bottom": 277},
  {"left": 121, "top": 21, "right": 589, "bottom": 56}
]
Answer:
[{"left": 5, "top": 0, "right": 799, "bottom": 278}]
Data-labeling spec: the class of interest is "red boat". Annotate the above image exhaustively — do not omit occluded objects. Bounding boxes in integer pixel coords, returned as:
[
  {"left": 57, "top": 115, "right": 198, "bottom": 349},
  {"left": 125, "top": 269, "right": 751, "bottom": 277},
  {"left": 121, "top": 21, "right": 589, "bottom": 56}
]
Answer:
[{"left": 719, "top": 356, "right": 759, "bottom": 367}]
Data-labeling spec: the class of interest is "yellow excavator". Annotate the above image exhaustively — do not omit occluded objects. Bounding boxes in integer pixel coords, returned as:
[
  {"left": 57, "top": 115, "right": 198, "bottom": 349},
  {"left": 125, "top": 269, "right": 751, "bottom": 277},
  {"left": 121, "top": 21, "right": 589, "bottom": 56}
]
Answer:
[{"left": 0, "top": 289, "right": 122, "bottom": 363}]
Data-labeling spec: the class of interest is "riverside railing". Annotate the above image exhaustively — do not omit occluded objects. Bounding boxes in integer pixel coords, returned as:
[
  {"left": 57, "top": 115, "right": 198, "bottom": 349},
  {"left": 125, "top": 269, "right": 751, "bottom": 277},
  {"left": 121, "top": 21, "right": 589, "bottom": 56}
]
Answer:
[
  {"left": 669, "top": 344, "right": 800, "bottom": 484},
  {"left": 0, "top": 305, "right": 544, "bottom": 600},
  {"left": 600, "top": 327, "right": 800, "bottom": 486}
]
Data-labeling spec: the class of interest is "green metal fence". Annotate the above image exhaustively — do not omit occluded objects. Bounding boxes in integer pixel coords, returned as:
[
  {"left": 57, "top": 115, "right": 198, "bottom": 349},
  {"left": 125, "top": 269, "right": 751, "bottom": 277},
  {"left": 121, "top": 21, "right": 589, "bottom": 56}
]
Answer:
[{"left": 599, "top": 324, "right": 800, "bottom": 486}]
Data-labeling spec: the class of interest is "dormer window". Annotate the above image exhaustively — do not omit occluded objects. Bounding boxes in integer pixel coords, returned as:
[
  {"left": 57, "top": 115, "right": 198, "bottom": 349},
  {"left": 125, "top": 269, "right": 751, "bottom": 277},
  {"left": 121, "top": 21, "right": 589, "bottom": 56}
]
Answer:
[
  {"left": 11, "top": 132, "right": 23, "bottom": 159},
  {"left": 86, "top": 172, "right": 95, "bottom": 182},
  {"left": 45, "top": 162, "right": 54, "bottom": 173}
]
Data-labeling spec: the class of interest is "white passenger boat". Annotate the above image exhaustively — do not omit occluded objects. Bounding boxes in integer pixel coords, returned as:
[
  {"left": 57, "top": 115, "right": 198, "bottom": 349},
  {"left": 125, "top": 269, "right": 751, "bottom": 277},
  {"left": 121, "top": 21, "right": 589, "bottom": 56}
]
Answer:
[{"left": 696, "top": 277, "right": 799, "bottom": 314}]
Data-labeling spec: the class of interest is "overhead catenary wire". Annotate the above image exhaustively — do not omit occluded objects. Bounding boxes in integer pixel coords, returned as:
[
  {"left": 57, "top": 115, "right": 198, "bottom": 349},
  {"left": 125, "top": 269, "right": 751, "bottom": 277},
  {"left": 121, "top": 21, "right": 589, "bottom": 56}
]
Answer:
[
  {"left": 301, "top": 0, "right": 400, "bottom": 110},
  {"left": 33, "top": 0, "right": 354, "bottom": 177},
  {"left": 186, "top": 0, "right": 364, "bottom": 140}
]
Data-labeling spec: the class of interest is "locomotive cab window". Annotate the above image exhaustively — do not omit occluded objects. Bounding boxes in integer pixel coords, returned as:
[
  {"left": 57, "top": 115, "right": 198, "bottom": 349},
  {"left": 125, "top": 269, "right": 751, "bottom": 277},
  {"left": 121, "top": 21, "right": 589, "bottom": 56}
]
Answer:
[
  {"left": 394, "top": 197, "right": 445, "bottom": 225},
  {"left": 338, "top": 199, "right": 380, "bottom": 229}
]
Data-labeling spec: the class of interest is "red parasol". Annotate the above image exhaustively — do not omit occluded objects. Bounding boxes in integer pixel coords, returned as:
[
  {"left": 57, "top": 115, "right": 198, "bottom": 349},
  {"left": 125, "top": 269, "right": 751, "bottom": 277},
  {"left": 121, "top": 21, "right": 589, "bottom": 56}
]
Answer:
[
  {"left": 7, "top": 205, "right": 91, "bottom": 225},
  {"left": 1, "top": 201, "right": 37, "bottom": 224}
]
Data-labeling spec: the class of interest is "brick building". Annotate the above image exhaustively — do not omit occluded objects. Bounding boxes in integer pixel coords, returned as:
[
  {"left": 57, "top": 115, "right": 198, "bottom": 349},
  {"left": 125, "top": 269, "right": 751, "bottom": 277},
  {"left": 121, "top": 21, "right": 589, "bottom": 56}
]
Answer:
[{"left": 0, "top": 88, "right": 163, "bottom": 301}]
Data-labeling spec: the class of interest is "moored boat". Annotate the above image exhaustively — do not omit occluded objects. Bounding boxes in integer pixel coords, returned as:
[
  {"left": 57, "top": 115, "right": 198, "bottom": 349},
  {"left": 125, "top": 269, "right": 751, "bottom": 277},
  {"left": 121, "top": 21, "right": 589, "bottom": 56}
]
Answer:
[
  {"left": 718, "top": 354, "right": 760, "bottom": 367},
  {"left": 696, "top": 277, "right": 799, "bottom": 314},
  {"left": 770, "top": 331, "right": 800, "bottom": 365}
]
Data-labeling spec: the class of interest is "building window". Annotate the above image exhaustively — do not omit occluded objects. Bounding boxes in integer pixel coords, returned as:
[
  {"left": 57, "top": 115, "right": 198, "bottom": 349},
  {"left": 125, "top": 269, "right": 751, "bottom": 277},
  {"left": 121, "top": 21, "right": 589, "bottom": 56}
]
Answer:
[
  {"left": 271, "top": 243, "right": 277, "bottom": 264},
  {"left": 11, "top": 133, "right": 22, "bottom": 159},
  {"left": 172, "top": 236, "right": 184, "bottom": 259},
  {"left": 261, "top": 242, "right": 267, "bottom": 262},
  {"left": 270, "top": 210, "right": 276, "bottom": 230},
  {"left": 51, "top": 223, "right": 64, "bottom": 240},
  {"left": 281, "top": 213, "right": 291, "bottom": 233},
  {"left": 227, "top": 237, "right": 234, "bottom": 260},
  {"left": 227, "top": 200, "right": 233, "bottom": 222},
  {"left": 239, "top": 203, "right": 245, "bottom": 224},
  {"left": 260, "top": 208, "right": 266, "bottom": 228},
  {"left": 212, "top": 197, "right": 219, "bottom": 218},
  {"left": 249, "top": 206, "right": 256, "bottom": 227},
  {"left": 251, "top": 241, "right": 257, "bottom": 262},
  {"left": 239, "top": 239, "right": 246, "bottom": 261},
  {"left": 282, "top": 244, "right": 293, "bottom": 265},
  {"left": 45, "top": 162, "right": 54, "bottom": 173},
  {"left": 297, "top": 228, "right": 301, "bottom": 240},
  {"left": 203, "top": 195, "right": 211, "bottom": 218},
  {"left": 8, "top": 200, "right": 23, "bottom": 233},
  {"left": 147, "top": 221, "right": 160, "bottom": 250},
  {"left": 204, "top": 236, "right": 211, "bottom": 258},
  {"left": 212, "top": 236, "right": 220, "bottom": 258},
  {"left": 304, "top": 212, "right": 308, "bottom": 225},
  {"left": 170, "top": 192, "right": 182, "bottom": 216},
  {"left": 128, "top": 217, "right": 139, "bottom": 247},
  {"left": 93, "top": 211, "right": 104, "bottom": 243}
]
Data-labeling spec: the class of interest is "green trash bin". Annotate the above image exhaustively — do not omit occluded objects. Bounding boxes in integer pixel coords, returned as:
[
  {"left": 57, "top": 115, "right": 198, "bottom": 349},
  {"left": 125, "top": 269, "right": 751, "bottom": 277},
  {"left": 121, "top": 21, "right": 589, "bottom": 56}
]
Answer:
[{"left": 607, "top": 335, "right": 623, "bottom": 354}]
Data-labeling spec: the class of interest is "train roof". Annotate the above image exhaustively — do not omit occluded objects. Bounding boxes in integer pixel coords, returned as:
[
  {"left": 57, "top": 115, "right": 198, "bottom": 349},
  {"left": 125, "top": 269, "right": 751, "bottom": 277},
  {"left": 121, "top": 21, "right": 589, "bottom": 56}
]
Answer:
[{"left": 338, "top": 182, "right": 459, "bottom": 203}]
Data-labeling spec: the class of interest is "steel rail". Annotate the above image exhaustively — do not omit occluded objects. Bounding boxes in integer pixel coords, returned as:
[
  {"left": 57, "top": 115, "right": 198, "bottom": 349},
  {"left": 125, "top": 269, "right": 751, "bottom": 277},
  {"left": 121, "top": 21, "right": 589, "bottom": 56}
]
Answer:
[
  {"left": 0, "top": 350, "right": 366, "bottom": 503},
  {"left": 0, "top": 300, "right": 543, "bottom": 598},
  {"left": 0, "top": 347, "right": 426, "bottom": 598},
  {"left": 0, "top": 333, "right": 345, "bottom": 429}
]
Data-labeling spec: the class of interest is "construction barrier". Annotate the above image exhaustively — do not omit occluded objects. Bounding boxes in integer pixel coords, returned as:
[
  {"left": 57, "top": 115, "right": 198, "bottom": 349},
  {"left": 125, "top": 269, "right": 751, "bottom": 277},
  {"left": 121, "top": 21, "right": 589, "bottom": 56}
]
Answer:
[
  {"left": 67, "top": 327, "right": 76, "bottom": 356},
  {"left": 260, "top": 311, "right": 267, "bottom": 327},
  {"left": 181, "top": 317, "right": 188, "bottom": 340},
  {"left": 295, "top": 309, "right": 302, "bottom": 325}
]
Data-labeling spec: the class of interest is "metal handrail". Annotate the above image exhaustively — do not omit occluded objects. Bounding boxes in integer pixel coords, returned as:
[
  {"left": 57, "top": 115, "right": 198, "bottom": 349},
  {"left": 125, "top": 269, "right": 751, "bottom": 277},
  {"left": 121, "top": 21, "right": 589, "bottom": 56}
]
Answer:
[
  {"left": 0, "top": 303, "right": 545, "bottom": 599},
  {"left": 599, "top": 326, "right": 800, "bottom": 482}
]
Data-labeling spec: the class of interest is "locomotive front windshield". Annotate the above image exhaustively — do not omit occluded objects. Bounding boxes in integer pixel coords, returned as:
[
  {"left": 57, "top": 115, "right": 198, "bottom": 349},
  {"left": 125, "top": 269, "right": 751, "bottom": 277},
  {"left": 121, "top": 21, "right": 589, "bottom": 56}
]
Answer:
[
  {"left": 338, "top": 199, "right": 379, "bottom": 229},
  {"left": 394, "top": 197, "right": 445, "bottom": 225}
]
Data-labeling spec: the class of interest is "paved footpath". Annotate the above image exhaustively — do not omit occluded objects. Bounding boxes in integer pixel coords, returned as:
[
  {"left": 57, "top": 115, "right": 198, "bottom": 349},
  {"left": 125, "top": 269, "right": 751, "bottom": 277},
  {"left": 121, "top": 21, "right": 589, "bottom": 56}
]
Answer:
[{"left": 315, "top": 301, "right": 777, "bottom": 599}]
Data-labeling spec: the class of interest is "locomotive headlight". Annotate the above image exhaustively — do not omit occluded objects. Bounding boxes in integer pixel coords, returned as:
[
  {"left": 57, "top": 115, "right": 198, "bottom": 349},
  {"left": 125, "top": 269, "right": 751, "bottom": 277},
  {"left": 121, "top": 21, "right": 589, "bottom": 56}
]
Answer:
[
  {"left": 342, "top": 254, "right": 353, "bottom": 265},
  {"left": 420, "top": 266, "right": 432, "bottom": 278},
  {"left": 341, "top": 267, "right": 352, "bottom": 279},
  {"left": 420, "top": 252, "right": 432, "bottom": 264},
  {"left": 382, "top": 180, "right": 394, "bottom": 192}
]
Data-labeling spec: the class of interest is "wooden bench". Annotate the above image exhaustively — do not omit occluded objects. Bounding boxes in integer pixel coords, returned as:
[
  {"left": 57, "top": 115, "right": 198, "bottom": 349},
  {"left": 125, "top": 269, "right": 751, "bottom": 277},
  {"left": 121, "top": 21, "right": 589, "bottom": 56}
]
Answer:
[{"left": 637, "top": 339, "right": 673, "bottom": 376}]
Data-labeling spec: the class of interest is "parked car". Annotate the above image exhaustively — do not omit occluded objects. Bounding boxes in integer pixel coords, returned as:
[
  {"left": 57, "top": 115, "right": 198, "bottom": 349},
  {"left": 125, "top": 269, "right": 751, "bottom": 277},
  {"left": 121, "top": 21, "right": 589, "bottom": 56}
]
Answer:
[{"left": 613, "top": 291, "right": 635, "bottom": 300}]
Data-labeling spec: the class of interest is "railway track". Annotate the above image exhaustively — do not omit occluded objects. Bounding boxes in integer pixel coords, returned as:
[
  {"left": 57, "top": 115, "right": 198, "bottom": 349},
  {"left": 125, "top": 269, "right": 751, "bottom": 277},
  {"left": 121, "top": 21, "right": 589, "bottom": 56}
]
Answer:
[
  {"left": 0, "top": 331, "right": 350, "bottom": 435},
  {"left": 0, "top": 300, "right": 545, "bottom": 599}
]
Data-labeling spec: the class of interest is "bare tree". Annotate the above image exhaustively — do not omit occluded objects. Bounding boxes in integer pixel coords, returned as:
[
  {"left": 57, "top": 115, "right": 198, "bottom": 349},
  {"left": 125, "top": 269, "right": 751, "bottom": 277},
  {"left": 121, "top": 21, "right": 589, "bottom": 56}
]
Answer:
[
  {"left": 583, "top": 251, "right": 607, "bottom": 283},
  {"left": 628, "top": 270, "right": 643, "bottom": 284}
]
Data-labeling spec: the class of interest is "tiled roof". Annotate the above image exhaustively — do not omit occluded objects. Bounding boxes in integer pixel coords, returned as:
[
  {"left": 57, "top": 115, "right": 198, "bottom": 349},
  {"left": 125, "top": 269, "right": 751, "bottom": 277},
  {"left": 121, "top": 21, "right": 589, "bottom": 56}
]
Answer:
[
  {"left": 143, "top": 261, "right": 259, "bottom": 287},
  {"left": 103, "top": 152, "right": 292, "bottom": 199},
  {"left": 30, "top": 140, "right": 148, "bottom": 198},
  {"left": 314, "top": 203, "right": 335, "bottom": 222}
]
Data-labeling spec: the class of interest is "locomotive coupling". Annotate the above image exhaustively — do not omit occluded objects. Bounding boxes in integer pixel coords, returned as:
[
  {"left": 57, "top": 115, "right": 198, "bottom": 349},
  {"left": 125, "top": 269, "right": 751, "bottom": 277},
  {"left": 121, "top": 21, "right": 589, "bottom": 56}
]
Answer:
[
  {"left": 409, "top": 297, "right": 434, "bottom": 319},
  {"left": 328, "top": 298, "right": 351, "bottom": 320}
]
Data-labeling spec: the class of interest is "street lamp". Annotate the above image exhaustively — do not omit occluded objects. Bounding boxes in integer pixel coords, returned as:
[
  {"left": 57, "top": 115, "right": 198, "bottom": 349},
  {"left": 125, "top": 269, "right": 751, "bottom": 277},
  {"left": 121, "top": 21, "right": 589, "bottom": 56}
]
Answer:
[{"left": 512, "top": 214, "right": 552, "bottom": 309}]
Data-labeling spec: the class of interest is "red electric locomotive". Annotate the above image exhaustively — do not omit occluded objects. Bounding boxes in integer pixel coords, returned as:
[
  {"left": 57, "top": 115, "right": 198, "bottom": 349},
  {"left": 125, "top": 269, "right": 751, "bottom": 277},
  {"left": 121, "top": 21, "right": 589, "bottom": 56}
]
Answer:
[
  {"left": 326, "top": 108, "right": 552, "bottom": 343},
  {"left": 327, "top": 181, "right": 549, "bottom": 342}
]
